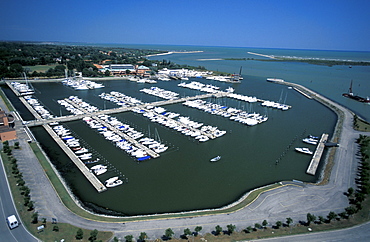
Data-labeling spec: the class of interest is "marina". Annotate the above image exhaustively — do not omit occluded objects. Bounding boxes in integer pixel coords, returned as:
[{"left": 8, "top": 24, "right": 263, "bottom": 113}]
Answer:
[
  {"left": 6, "top": 78, "right": 329, "bottom": 198},
  {"left": 2, "top": 46, "right": 345, "bottom": 214}
]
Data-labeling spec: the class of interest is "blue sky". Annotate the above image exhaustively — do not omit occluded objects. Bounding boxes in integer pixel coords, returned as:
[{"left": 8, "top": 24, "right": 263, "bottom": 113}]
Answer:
[{"left": 1, "top": 0, "right": 369, "bottom": 51}]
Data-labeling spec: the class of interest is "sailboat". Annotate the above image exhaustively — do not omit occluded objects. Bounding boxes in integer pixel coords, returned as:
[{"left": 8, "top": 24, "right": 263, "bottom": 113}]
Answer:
[
  {"left": 230, "top": 66, "right": 243, "bottom": 82},
  {"left": 342, "top": 80, "right": 370, "bottom": 103},
  {"left": 18, "top": 72, "right": 35, "bottom": 96}
]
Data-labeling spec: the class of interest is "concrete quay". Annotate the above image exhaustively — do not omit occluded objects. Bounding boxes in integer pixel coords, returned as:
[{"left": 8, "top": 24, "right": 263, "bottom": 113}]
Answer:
[{"left": 306, "top": 133, "right": 329, "bottom": 175}]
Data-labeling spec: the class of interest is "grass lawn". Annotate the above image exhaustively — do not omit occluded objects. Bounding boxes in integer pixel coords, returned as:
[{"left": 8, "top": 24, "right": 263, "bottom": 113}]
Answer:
[
  {"left": 354, "top": 115, "right": 370, "bottom": 132},
  {"left": 23, "top": 64, "right": 59, "bottom": 73}
]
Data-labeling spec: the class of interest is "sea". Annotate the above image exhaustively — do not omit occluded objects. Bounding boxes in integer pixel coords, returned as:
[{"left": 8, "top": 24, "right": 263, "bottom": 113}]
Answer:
[{"left": 4, "top": 44, "right": 370, "bottom": 216}]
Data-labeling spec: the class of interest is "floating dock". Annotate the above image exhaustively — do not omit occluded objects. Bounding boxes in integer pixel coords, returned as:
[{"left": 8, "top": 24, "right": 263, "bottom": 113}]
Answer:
[{"left": 306, "top": 133, "right": 329, "bottom": 175}]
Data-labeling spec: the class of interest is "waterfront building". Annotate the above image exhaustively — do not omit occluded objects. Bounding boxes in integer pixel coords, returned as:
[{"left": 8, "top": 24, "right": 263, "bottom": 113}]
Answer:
[
  {"left": 0, "top": 110, "right": 16, "bottom": 141},
  {"left": 99, "top": 64, "right": 137, "bottom": 76},
  {"left": 136, "top": 65, "right": 151, "bottom": 77}
]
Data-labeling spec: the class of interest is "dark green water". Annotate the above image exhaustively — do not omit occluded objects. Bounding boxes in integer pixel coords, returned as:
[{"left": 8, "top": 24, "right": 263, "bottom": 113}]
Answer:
[{"left": 5, "top": 74, "right": 336, "bottom": 215}]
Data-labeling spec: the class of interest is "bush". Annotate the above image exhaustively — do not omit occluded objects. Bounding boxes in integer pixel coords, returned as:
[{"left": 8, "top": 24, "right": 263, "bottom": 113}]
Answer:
[
  {"left": 31, "top": 212, "right": 38, "bottom": 224},
  {"left": 53, "top": 225, "right": 59, "bottom": 232},
  {"left": 76, "top": 228, "right": 84, "bottom": 240}
]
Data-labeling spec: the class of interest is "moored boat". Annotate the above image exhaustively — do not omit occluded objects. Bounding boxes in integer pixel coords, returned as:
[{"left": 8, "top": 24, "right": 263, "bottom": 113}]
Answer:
[
  {"left": 105, "top": 177, "right": 123, "bottom": 187},
  {"left": 302, "top": 138, "right": 318, "bottom": 145},
  {"left": 295, "top": 147, "right": 313, "bottom": 155}
]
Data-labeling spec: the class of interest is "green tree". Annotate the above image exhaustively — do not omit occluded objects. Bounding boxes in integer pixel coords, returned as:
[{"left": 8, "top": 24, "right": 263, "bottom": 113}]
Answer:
[
  {"left": 194, "top": 226, "right": 202, "bottom": 236},
  {"left": 89, "top": 229, "right": 98, "bottom": 241},
  {"left": 345, "top": 206, "right": 357, "bottom": 216},
  {"left": 53, "top": 225, "right": 59, "bottom": 232},
  {"left": 245, "top": 226, "right": 253, "bottom": 233},
  {"left": 31, "top": 211, "right": 38, "bottom": 224},
  {"left": 254, "top": 223, "right": 262, "bottom": 230},
  {"left": 262, "top": 219, "right": 268, "bottom": 228},
  {"left": 338, "top": 212, "right": 347, "bottom": 220},
  {"left": 318, "top": 216, "right": 325, "bottom": 224},
  {"left": 306, "top": 213, "right": 316, "bottom": 226},
  {"left": 24, "top": 196, "right": 30, "bottom": 206},
  {"left": 184, "top": 228, "right": 192, "bottom": 237},
  {"left": 355, "top": 192, "right": 366, "bottom": 203},
  {"left": 27, "top": 200, "right": 34, "bottom": 210},
  {"left": 104, "top": 70, "right": 111, "bottom": 76},
  {"left": 275, "top": 221, "right": 282, "bottom": 229},
  {"left": 139, "top": 232, "right": 147, "bottom": 241},
  {"left": 17, "top": 179, "right": 25, "bottom": 187},
  {"left": 227, "top": 224, "right": 236, "bottom": 234},
  {"left": 215, "top": 225, "right": 222, "bottom": 235},
  {"left": 165, "top": 228, "right": 174, "bottom": 239},
  {"left": 327, "top": 211, "right": 337, "bottom": 222},
  {"left": 347, "top": 187, "right": 354, "bottom": 197},
  {"left": 76, "top": 228, "right": 84, "bottom": 240},
  {"left": 9, "top": 63, "right": 23, "bottom": 73},
  {"left": 124, "top": 235, "right": 133, "bottom": 242},
  {"left": 286, "top": 217, "right": 293, "bottom": 227}
]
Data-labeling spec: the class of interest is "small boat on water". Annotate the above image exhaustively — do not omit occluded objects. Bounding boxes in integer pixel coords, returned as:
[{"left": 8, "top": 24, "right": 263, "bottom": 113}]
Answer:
[
  {"left": 105, "top": 176, "right": 123, "bottom": 187},
  {"left": 210, "top": 156, "right": 221, "bottom": 162},
  {"left": 295, "top": 147, "right": 313, "bottom": 155}
]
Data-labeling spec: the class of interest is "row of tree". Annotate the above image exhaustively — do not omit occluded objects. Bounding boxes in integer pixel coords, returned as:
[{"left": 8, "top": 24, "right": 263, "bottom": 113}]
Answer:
[{"left": 3, "top": 141, "right": 36, "bottom": 212}]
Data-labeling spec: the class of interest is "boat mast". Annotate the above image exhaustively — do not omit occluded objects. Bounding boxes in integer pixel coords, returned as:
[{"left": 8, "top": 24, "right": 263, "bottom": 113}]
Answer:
[{"left": 349, "top": 80, "right": 353, "bottom": 95}]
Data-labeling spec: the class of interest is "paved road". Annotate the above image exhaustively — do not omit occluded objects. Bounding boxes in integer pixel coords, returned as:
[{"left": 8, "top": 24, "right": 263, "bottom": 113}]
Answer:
[
  {"left": 1, "top": 84, "right": 370, "bottom": 241},
  {"left": 0, "top": 155, "right": 39, "bottom": 242},
  {"left": 255, "top": 221, "right": 370, "bottom": 242}
]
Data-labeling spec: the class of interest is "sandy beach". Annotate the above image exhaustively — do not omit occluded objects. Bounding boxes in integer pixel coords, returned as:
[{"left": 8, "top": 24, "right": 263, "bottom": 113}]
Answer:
[
  {"left": 145, "top": 50, "right": 203, "bottom": 57},
  {"left": 247, "top": 51, "right": 276, "bottom": 59}
]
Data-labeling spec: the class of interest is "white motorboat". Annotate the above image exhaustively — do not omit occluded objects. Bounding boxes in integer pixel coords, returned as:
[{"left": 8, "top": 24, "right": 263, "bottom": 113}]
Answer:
[
  {"left": 105, "top": 177, "right": 123, "bottom": 187},
  {"left": 210, "top": 156, "right": 221, "bottom": 162},
  {"left": 75, "top": 148, "right": 89, "bottom": 154},
  {"left": 90, "top": 164, "right": 107, "bottom": 170},
  {"left": 91, "top": 164, "right": 107, "bottom": 175},
  {"left": 78, "top": 153, "right": 92, "bottom": 160},
  {"left": 303, "top": 138, "right": 318, "bottom": 145},
  {"left": 295, "top": 147, "right": 313, "bottom": 155},
  {"left": 94, "top": 168, "right": 107, "bottom": 175}
]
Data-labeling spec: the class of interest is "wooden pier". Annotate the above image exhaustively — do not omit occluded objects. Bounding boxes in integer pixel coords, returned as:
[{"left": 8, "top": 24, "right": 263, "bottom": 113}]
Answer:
[
  {"left": 306, "top": 133, "right": 329, "bottom": 175},
  {"left": 43, "top": 124, "right": 107, "bottom": 192}
]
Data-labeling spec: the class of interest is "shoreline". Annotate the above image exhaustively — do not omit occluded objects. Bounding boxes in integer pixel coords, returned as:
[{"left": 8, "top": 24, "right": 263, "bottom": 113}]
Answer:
[{"left": 247, "top": 51, "right": 276, "bottom": 59}]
